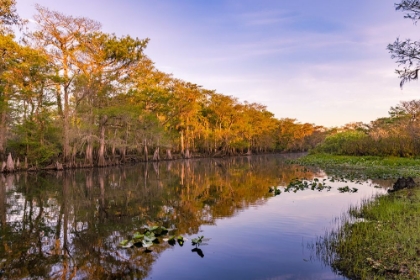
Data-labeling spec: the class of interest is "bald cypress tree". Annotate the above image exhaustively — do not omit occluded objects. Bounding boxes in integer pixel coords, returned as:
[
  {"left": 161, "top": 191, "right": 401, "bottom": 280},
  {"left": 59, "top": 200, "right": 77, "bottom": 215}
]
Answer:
[{"left": 388, "top": 0, "right": 420, "bottom": 87}]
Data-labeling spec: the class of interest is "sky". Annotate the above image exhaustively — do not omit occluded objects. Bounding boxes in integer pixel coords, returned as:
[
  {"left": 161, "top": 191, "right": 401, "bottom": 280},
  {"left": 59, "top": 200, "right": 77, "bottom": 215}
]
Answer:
[{"left": 15, "top": 0, "right": 420, "bottom": 127}]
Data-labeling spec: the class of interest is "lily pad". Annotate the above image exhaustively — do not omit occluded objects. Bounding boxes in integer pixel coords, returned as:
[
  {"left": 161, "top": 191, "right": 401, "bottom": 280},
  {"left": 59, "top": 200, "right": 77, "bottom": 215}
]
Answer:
[{"left": 133, "top": 232, "right": 144, "bottom": 240}]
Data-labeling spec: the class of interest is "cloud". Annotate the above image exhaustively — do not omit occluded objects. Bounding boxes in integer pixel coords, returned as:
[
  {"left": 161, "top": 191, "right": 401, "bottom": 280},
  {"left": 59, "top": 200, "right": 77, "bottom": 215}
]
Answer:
[{"left": 236, "top": 10, "right": 296, "bottom": 26}]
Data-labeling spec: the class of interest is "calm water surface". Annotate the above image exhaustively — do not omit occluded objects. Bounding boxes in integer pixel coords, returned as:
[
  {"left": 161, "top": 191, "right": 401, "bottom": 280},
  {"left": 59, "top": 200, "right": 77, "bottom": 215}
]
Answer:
[{"left": 0, "top": 155, "right": 388, "bottom": 279}]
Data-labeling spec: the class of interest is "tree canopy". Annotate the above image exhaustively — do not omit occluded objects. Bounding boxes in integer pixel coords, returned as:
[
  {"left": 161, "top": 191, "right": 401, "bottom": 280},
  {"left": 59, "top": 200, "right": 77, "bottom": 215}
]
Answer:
[
  {"left": 388, "top": 0, "right": 420, "bottom": 87},
  {"left": 0, "top": 3, "right": 326, "bottom": 169}
]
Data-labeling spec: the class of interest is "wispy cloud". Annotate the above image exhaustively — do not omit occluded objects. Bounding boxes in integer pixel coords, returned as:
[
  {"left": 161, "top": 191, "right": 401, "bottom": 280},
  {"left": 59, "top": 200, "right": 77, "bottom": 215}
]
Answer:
[{"left": 236, "top": 10, "right": 296, "bottom": 26}]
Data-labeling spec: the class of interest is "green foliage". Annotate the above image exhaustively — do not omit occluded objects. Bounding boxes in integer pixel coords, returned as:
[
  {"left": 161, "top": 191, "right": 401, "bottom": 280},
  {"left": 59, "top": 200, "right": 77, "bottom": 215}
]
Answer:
[
  {"left": 0, "top": 0, "right": 21, "bottom": 33},
  {"left": 8, "top": 118, "right": 61, "bottom": 164},
  {"left": 191, "top": 235, "right": 205, "bottom": 247},
  {"left": 118, "top": 225, "right": 170, "bottom": 251},
  {"left": 118, "top": 224, "right": 204, "bottom": 252},
  {"left": 313, "top": 130, "right": 368, "bottom": 155},
  {"left": 0, "top": 4, "right": 326, "bottom": 166},
  {"left": 293, "top": 153, "right": 420, "bottom": 179},
  {"left": 318, "top": 189, "right": 420, "bottom": 279}
]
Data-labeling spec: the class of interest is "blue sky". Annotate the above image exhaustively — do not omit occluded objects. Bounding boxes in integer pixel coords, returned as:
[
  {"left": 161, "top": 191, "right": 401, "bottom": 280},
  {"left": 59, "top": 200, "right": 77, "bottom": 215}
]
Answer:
[{"left": 16, "top": 0, "right": 420, "bottom": 127}]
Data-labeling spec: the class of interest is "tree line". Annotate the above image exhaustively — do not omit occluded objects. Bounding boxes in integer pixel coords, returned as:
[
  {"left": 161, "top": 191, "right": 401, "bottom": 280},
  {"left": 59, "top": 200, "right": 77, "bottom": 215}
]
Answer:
[
  {"left": 0, "top": 1, "right": 326, "bottom": 171},
  {"left": 313, "top": 100, "right": 420, "bottom": 157},
  {"left": 314, "top": 1, "right": 420, "bottom": 158}
]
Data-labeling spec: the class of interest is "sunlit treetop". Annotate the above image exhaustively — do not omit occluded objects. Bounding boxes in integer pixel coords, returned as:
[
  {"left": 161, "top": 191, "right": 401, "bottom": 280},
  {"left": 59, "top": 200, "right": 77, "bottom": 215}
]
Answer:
[{"left": 0, "top": 0, "right": 21, "bottom": 34}]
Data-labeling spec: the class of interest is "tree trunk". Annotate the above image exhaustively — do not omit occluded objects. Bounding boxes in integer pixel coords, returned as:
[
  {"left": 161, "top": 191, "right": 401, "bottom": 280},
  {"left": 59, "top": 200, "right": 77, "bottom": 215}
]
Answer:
[
  {"left": 85, "top": 141, "right": 93, "bottom": 166},
  {"left": 6, "top": 153, "right": 14, "bottom": 172},
  {"left": 184, "top": 148, "right": 191, "bottom": 159},
  {"left": 120, "top": 147, "right": 126, "bottom": 163},
  {"left": 98, "top": 115, "right": 108, "bottom": 167},
  {"left": 166, "top": 149, "right": 173, "bottom": 160},
  {"left": 180, "top": 130, "right": 185, "bottom": 157},
  {"left": 153, "top": 147, "right": 160, "bottom": 161},
  {"left": 56, "top": 161, "right": 64, "bottom": 170},
  {"left": 0, "top": 109, "right": 6, "bottom": 157},
  {"left": 144, "top": 141, "right": 148, "bottom": 162},
  {"left": 111, "top": 141, "right": 116, "bottom": 161},
  {"left": 62, "top": 89, "right": 71, "bottom": 164},
  {"left": 0, "top": 176, "right": 6, "bottom": 226}
]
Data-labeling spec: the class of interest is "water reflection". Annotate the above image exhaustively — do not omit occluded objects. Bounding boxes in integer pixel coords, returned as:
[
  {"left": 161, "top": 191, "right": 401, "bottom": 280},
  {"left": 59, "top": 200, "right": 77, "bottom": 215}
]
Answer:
[{"left": 0, "top": 155, "right": 385, "bottom": 279}]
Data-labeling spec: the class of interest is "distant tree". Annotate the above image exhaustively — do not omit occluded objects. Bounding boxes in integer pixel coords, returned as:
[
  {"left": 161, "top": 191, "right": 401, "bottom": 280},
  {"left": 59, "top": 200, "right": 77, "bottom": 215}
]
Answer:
[
  {"left": 0, "top": 0, "right": 21, "bottom": 33},
  {"left": 389, "top": 99, "right": 420, "bottom": 120},
  {"left": 388, "top": 0, "right": 420, "bottom": 87}
]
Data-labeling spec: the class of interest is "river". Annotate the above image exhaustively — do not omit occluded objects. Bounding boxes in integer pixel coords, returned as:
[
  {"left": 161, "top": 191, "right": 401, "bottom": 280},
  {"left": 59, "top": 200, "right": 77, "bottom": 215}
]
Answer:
[{"left": 0, "top": 154, "right": 388, "bottom": 279}]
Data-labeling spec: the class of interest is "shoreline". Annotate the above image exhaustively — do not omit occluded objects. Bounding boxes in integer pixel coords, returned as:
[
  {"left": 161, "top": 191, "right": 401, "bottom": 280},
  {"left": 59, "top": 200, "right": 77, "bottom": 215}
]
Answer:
[
  {"left": 297, "top": 153, "right": 420, "bottom": 279},
  {"left": 0, "top": 151, "right": 306, "bottom": 174},
  {"left": 318, "top": 188, "right": 420, "bottom": 279}
]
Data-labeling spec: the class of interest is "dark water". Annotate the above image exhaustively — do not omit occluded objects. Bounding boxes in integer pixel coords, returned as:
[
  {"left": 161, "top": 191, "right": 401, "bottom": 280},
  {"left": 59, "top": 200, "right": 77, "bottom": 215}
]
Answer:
[{"left": 0, "top": 155, "right": 387, "bottom": 279}]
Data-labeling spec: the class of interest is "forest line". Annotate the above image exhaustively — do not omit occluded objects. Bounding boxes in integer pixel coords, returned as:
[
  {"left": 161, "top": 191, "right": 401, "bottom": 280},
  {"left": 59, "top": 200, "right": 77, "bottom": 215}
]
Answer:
[
  {"left": 0, "top": 2, "right": 327, "bottom": 171},
  {"left": 1, "top": 1, "right": 419, "bottom": 173}
]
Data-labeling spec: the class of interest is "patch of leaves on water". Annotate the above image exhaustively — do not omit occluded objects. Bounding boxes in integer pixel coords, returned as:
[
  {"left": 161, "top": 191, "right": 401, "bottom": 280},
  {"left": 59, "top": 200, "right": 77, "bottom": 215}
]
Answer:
[
  {"left": 118, "top": 224, "right": 209, "bottom": 254},
  {"left": 269, "top": 186, "right": 281, "bottom": 196},
  {"left": 118, "top": 224, "right": 176, "bottom": 251},
  {"left": 191, "top": 236, "right": 207, "bottom": 247},
  {"left": 269, "top": 176, "right": 367, "bottom": 195},
  {"left": 163, "top": 235, "right": 185, "bottom": 246},
  {"left": 285, "top": 178, "right": 333, "bottom": 193},
  {"left": 337, "top": 186, "right": 358, "bottom": 193},
  {"left": 268, "top": 178, "right": 333, "bottom": 194},
  {"left": 190, "top": 236, "right": 210, "bottom": 258}
]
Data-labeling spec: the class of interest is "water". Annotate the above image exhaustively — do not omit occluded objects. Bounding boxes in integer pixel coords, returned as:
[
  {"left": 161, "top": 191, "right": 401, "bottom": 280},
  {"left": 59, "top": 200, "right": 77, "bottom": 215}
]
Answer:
[{"left": 0, "top": 155, "right": 388, "bottom": 279}]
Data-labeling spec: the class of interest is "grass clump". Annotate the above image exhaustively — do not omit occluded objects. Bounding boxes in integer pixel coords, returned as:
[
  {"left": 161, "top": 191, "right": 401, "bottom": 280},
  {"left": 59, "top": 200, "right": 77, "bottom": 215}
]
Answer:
[{"left": 318, "top": 189, "right": 420, "bottom": 279}]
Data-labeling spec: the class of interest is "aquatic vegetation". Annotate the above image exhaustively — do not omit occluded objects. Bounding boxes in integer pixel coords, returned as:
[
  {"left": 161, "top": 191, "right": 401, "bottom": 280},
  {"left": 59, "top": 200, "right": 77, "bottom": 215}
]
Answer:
[
  {"left": 267, "top": 176, "right": 366, "bottom": 195},
  {"left": 290, "top": 154, "right": 420, "bottom": 179},
  {"left": 163, "top": 235, "right": 185, "bottom": 246},
  {"left": 118, "top": 225, "right": 172, "bottom": 250},
  {"left": 284, "top": 178, "right": 332, "bottom": 193},
  {"left": 191, "top": 236, "right": 205, "bottom": 247},
  {"left": 118, "top": 224, "right": 208, "bottom": 253},
  {"left": 269, "top": 186, "right": 281, "bottom": 196},
  {"left": 337, "top": 186, "right": 358, "bottom": 193},
  {"left": 316, "top": 189, "right": 420, "bottom": 279},
  {"left": 190, "top": 235, "right": 209, "bottom": 257}
]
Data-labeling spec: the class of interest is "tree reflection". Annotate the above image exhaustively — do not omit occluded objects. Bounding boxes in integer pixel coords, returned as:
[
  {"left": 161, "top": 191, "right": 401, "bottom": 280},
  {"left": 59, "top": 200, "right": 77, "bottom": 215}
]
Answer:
[{"left": 0, "top": 155, "right": 319, "bottom": 278}]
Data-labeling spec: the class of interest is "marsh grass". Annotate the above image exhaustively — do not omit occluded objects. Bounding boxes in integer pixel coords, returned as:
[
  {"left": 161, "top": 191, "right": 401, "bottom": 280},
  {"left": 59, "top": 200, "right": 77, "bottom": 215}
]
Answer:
[
  {"left": 317, "top": 189, "right": 420, "bottom": 279},
  {"left": 291, "top": 154, "right": 420, "bottom": 179}
]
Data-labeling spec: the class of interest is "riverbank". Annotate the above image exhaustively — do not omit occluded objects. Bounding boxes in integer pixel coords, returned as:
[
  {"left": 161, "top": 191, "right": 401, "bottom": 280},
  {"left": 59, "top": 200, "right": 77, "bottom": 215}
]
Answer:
[
  {"left": 0, "top": 151, "right": 305, "bottom": 173},
  {"left": 291, "top": 153, "right": 420, "bottom": 179},
  {"left": 298, "top": 153, "right": 420, "bottom": 279},
  {"left": 318, "top": 188, "right": 420, "bottom": 279}
]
